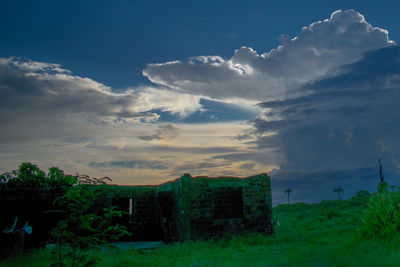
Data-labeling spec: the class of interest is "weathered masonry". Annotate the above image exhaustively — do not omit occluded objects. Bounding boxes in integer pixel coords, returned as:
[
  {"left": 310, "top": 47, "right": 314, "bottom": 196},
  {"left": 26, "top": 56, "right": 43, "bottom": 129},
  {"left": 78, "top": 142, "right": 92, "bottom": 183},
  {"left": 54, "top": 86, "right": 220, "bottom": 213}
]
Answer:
[{"left": 95, "top": 173, "right": 273, "bottom": 242}]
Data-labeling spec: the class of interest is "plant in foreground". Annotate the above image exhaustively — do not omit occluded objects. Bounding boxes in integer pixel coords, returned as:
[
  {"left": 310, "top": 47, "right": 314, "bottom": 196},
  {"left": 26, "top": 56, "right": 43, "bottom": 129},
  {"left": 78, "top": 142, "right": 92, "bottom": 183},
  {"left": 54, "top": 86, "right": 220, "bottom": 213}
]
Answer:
[
  {"left": 358, "top": 181, "right": 400, "bottom": 240},
  {"left": 51, "top": 183, "right": 131, "bottom": 267}
]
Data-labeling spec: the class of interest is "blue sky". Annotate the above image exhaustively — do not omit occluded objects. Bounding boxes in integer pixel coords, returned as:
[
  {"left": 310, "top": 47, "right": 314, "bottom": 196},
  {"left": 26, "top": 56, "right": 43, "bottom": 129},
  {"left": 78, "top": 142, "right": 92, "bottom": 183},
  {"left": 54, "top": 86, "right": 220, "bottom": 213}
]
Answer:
[
  {"left": 2, "top": 1, "right": 400, "bottom": 203},
  {"left": 3, "top": 0, "right": 400, "bottom": 88}
]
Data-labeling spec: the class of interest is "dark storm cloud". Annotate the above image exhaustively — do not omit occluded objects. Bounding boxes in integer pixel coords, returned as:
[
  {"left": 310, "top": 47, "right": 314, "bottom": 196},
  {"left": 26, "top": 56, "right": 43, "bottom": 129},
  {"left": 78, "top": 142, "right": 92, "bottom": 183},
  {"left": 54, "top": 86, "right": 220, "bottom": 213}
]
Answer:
[
  {"left": 258, "top": 45, "right": 400, "bottom": 112},
  {"left": 254, "top": 46, "right": 400, "bottom": 202}
]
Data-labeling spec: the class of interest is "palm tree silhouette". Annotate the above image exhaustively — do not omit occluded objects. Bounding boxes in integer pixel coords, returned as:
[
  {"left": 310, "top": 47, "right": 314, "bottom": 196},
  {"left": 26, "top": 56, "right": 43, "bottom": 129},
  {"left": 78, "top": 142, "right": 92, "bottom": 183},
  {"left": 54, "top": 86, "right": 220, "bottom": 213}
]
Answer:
[
  {"left": 284, "top": 188, "right": 293, "bottom": 204},
  {"left": 333, "top": 187, "right": 343, "bottom": 200}
]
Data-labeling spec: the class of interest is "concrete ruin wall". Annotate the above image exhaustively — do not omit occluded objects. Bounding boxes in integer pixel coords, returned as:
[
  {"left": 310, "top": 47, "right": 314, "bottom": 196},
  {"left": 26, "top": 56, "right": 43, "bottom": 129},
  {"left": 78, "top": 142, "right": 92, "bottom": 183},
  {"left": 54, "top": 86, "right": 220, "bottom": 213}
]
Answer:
[
  {"left": 188, "top": 173, "right": 273, "bottom": 240},
  {"left": 97, "top": 173, "right": 273, "bottom": 242}
]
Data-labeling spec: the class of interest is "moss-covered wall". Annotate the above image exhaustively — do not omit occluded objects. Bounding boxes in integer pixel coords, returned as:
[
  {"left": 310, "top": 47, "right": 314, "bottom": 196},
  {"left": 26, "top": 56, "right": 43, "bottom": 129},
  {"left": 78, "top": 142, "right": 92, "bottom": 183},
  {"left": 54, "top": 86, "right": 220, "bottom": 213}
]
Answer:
[
  {"left": 103, "top": 173, "right": 273, "bottom": 242},
  {"left": 188, "top": 174, "right": 273, "bottom": 239}
]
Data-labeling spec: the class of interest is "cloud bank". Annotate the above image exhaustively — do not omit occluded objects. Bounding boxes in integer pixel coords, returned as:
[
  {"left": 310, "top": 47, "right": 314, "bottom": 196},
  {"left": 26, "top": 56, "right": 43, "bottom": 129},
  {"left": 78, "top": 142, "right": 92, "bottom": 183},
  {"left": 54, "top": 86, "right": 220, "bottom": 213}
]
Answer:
[{"left": 144, "top": 10, "right": 394, "bottom": 101}]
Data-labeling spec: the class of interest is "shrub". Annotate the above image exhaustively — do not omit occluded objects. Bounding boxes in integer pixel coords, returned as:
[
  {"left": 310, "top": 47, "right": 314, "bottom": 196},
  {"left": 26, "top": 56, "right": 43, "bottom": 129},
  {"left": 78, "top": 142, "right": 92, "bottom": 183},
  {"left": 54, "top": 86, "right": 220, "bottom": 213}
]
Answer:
[
  {"left": 347, "top": 190, "right": 371, "bottom": 207},
  {"left": 1, "top": 163, "right": 129, "bottom": 266},
  {"left": 51, "top": 184, "right": 131, "bottom": 267},
  {"left": 357, "top": 182, "right": 400, "bottom": 240}
]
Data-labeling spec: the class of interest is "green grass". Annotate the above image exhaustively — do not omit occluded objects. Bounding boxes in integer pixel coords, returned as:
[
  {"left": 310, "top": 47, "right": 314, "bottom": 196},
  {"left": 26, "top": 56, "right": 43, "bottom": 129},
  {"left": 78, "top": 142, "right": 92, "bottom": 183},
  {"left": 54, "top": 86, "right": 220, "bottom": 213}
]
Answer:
[{"left": 2, "top": 191, "right": 400, "bottom": 266}]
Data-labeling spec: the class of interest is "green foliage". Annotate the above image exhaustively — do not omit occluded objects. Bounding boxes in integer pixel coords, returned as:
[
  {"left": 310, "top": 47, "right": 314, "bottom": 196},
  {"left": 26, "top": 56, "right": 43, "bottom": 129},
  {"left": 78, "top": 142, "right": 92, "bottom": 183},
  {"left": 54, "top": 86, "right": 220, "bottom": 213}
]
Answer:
[
  {"left": 51, "top": 184, "right": 131, "bottom": 267},
  {"left": 377, "top": 180, "right": 389, "bottom": 193},
  {"left": 4, "top": 190, "right": 400, "bottom": 266},
  {"left": 0, "top": 162, "right": 77, "bottom": 188},
  {"left": 357, "top": 182, "right": 400, "bottom": 240},
  {"left": 47, "top": 167, "right": 77, "bottom": 187},
  {"left": 0, "top": 162, "right": 113, "bottom": 189},
  {"left": 349, "top": 190, "right": 371, "bottom": 202}
]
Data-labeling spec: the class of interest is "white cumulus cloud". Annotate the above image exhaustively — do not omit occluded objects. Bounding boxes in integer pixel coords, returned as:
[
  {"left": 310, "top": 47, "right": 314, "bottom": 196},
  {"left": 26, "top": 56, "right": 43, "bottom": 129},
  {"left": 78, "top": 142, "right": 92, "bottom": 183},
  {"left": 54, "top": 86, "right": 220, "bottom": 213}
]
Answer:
[{"left": 143, "top": 10, "right": 394, "bottom": 101}]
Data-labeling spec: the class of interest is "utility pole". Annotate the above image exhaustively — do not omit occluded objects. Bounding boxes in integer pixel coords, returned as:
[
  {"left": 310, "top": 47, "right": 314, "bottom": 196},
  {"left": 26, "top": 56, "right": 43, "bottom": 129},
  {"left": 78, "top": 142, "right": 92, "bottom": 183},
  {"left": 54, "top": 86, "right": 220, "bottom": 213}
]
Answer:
[
  {"left": 284, "top": 188, "right": 292, "bottom": 204},
  {"left": 379, "top": 157, "right": 384, "bottom": 183}
]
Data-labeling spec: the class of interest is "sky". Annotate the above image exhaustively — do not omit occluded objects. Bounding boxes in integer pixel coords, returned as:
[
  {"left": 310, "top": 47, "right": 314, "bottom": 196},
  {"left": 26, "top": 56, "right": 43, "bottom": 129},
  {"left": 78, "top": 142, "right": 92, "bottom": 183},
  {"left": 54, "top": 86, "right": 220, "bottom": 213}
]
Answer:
[{"left": 2, "top": 0, "right": 400, "bottom": 204}]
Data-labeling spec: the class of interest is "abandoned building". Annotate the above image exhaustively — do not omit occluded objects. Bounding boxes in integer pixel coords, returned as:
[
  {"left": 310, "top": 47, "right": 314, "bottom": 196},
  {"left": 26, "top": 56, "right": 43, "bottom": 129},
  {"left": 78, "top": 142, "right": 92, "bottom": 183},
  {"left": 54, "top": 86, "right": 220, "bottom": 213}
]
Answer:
[
  {"left": 0, "top": 173, "right": 272, "bottom": 248},
  {"left": 95, "top": 173, "right": 273, "bottom": 242}
]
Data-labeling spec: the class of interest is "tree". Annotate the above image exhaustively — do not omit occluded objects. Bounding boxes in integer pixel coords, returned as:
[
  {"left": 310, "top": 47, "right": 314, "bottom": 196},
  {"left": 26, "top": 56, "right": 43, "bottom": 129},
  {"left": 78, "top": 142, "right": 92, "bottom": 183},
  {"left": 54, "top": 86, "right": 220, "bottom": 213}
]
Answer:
[
  {"left": 51, "top": 182, "right": 130, "bottom": 267},
  {"left": 0, "top": 162, "right": 77, "bottom": 188},
  {"left": 284, "top": 188, "right": 293, "bottom": 204},
  {"left": 333, "top": 187, "right": 343, "bottom": 200}
]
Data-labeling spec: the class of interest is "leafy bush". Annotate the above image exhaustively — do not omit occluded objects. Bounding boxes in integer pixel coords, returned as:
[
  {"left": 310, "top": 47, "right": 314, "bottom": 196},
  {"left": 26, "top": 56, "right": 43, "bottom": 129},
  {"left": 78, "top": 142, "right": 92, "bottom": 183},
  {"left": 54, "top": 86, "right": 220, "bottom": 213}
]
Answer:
[
  {"left": 0, "top": 163, "right": 77, "bottom": 188},
  {"left": 1, "top": 163, "right": 129, "bottom": 266},
  {"left": 347, "top": 190, "right": 371, "bottom": 207},
  {"left": 358, "top": 182, "right": 400, "bottom": 240},
  {"left": 51, "top": 184, "right": 131, "bottom": 267}
]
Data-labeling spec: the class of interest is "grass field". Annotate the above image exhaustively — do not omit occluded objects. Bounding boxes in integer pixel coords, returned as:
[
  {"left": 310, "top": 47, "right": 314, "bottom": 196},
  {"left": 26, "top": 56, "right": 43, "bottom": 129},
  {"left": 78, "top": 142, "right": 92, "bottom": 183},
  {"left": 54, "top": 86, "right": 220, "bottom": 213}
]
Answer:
[{"left": 2, "top": 190, "right": 400, "bottom": 267}]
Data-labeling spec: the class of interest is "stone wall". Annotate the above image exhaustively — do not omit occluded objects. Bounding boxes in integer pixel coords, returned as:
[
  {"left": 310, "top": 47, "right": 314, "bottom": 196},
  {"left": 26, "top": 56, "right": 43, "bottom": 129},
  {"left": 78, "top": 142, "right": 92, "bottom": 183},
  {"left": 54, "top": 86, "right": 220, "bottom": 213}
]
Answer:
[
  {"left": 101, "top": 173, "right": 273, "bottom": 242},
  {"left": 188, "top": 174, "right": 273, "bottom": 239}
]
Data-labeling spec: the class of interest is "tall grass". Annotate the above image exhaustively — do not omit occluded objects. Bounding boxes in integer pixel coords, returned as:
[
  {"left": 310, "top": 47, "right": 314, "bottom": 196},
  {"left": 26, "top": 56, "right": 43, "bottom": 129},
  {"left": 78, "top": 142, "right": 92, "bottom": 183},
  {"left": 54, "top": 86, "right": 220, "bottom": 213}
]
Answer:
[{"left": 357, "top": 182, "right": 400, "bottom": 240}]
